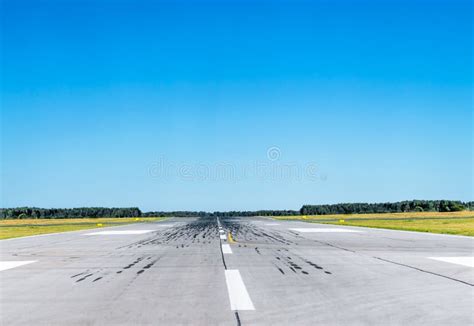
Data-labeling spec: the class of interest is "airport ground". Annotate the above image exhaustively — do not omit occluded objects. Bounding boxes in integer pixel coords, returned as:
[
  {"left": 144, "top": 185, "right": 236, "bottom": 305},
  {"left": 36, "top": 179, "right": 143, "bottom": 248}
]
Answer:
[{"left": 1, "top": 216, "right": 473, "bottom": 325}]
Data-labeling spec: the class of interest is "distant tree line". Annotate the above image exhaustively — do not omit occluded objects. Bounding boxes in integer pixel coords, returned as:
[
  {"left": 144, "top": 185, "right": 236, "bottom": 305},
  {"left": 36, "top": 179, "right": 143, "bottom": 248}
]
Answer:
[
  {"left": 300, "top": 200, "right": 472, "bottom": 215},
  {"left": 465, "top": 201, "right": 474, "bottom": 211},
  {"left": 0, "top": 207, "right": 142, "bottom": 219},
  {"left": 141, "top": 210, "right": 300, "bottom": 218},
  {"left": 141, "top": 211, "right": 213, "bottom": 218},
  {"left": 1, "top": 200, "right": 472, "bottom": 219}
]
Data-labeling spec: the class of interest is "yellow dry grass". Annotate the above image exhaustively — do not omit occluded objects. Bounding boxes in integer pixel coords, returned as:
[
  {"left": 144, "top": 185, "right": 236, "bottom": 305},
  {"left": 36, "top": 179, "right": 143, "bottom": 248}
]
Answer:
[
  {"left": 274, "top": 211, "right": 474, "bottom": 220},
  {"left": 0, "top": 217, "right": 164, "bottom": 240},
  {"left": 273, "top": 211, "right": 474, "bottom": 236}
]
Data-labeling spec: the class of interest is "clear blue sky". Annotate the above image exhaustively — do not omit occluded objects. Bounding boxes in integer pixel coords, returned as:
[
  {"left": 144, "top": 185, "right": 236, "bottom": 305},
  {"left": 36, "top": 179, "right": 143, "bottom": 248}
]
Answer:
[{"left": 1, "top": 0, "right": 472, "bottom": 211}]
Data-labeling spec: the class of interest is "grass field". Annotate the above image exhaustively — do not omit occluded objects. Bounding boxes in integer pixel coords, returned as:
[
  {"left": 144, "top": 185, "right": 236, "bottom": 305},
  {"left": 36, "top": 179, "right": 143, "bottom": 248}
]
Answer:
[
  {"left": 0, "top": 217, "right": 164, "bottom": 240},
  {"left": 273, "top": 211, "right": 474, "bottom": 236}
]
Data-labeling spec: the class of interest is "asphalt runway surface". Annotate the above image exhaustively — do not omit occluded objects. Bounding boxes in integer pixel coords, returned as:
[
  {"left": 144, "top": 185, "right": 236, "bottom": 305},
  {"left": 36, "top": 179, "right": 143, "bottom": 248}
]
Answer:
[{"left": 1, "top": 217, "right": 473, "bottom": 325}]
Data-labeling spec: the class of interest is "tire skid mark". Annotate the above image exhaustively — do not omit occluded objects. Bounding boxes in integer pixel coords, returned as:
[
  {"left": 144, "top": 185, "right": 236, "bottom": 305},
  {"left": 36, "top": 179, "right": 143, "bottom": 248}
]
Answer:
[
  {"left": 291, "top": 252, "right": 334, "bottom": 276},
  {"left": 270, "top": 247, "right": 333, "bottom": 276},
  {"left": 75, "top": 273, "right": 94, "bottom": 283},
  {"left": 123, "top": 218, "right": 220, "bottom": 249},
  {"left": 71, "top": 271, "right": 87, "bottom": 278}
]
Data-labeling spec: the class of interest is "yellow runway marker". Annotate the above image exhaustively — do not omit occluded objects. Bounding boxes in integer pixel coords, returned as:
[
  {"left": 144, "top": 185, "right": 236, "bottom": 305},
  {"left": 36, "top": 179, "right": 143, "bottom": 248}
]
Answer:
[{"left": 227, "top": 232, "right": 236, "bottom": 243}]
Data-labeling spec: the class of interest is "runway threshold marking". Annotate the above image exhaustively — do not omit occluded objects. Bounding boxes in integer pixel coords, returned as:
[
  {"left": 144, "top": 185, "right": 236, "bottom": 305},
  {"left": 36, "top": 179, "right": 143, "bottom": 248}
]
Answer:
[
  {"left": 429, "top": 257, "right": 474, "bottom": 268},
  {"left": 0, "top": 261, "right": 37, "bottom": 272},
  {"left": 224, "top": 270, "right": 255, "bottom": 311},
  {"left": 222, "top": 244, "right": 233, "bottom": 254},
  {"left": 84, "top": 230, "right": 154, "bottom": 235},
  {"left": 290, "top": 228, "right": 361, "bottom": 233}
]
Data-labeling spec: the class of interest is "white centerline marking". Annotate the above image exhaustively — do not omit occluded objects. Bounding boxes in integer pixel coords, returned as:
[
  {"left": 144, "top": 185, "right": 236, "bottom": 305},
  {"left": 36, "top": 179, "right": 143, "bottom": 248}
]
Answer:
[
  {"left": 224, "top": 270, "right": 255, "bottom": 310},
  {"left": 220, "top": 234, "right": 227, "bottom": 240},
  {"left": 222, "top": 244, "right": 232, "bottom": 254},
  {"left": 290, "top": 228, "right": 361, "bottom": 233},
  {"left": 0, "top": 261, "right": 37, "bottom": 272},
  {"left": 85, "top": 230, "right": 154, "bottom": 235},
  {"left": 429, "top": 257, "right": 474, "bottom": 268},
  {"left": 265, "top": 223, "right": 280, "bottom": 226},
  {"left": 219, "top": 230, "right": 225, "bottom": 234}
]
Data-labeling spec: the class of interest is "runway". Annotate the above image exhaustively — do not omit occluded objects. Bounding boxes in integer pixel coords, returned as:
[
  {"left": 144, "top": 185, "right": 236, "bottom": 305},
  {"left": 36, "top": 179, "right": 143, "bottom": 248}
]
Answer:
[{"left": 1, "top": 217, "right": 473, "bottom": 325}]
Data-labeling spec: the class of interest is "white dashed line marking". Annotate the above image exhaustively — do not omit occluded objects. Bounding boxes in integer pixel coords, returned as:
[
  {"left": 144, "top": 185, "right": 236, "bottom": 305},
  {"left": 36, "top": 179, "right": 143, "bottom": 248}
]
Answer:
[
  {"left": 290, "top": 228, "right": 361, "bottom": 233},
  {"left": 0, "top": 261, "right": 37, "bottom": 272},
  {"left": 222, "top": 244, "right": 232, "bottom": 254},
  {"left": 219, "top": 230, "right": 225, "bottom": 234},
  {"left": 220, "top": 234, "right": 227, "bottom": 240},
  {"left": 224, "top": 270, "right": 255, "bottom": 310},
  {"left": 84, "top": 230, "right": 154, "bottom": 235},
  {"left": 429, "top": 257, "right": 474, "bottom": 268},
  {"left": 265, "top": 223, "right": 280, "bottom": 226}
]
